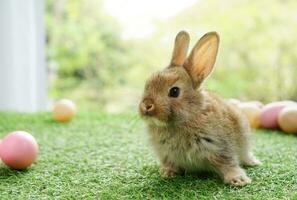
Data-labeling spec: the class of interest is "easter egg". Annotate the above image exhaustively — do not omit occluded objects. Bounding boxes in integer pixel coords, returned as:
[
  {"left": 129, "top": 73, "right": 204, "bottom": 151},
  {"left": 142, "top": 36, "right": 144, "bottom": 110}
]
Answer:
[
  {"left": 248, "top": 101, "right": 264, "bottom": 109},
  {"left": 238, "top": 103, "right": 261, "bottom": 128},
  {"left": 259, "top": 101, "right": 296, "bottom": 129},
  {"left": 278, "top": 106, "right": 297, "bottom": 134},
  {"left": 0, "top": 131, "right": 38, "bottom": 169},
  {"left": 53, "top": 99, "right": 76, "bottom": 122}
]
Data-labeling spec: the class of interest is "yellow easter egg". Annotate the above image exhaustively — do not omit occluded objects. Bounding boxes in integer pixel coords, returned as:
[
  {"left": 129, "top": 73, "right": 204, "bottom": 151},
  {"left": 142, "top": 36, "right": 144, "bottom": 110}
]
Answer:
[
  {"left": 278, "top": 105, "right": 297, "bottom": 134},
  {"left": 53, "top": 99, "right": 76, "bottom": 122},
  {"left": 238, "top": 103, "right": 261, "bottom": 129}
]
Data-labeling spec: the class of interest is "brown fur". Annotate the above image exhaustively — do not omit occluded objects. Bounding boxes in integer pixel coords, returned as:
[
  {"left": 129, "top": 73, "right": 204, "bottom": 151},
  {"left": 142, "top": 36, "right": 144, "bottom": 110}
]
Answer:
[{"left": 139, "top": 31, "right": 261, "bottom": 186}]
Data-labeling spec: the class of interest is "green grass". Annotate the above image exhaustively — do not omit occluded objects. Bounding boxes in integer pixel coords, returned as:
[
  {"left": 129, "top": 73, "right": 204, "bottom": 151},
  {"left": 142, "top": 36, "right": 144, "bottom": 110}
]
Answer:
[{"left": 0, "top": 112, "right": 296, "bottom": 199}]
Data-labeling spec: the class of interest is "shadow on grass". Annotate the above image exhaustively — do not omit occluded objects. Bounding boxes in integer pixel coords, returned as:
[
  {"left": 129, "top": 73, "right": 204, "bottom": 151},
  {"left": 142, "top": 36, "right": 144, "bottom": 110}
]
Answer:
[
  {"left": 112, "top": 165, "right": 228, "bottom": 198},
  {"left": 43, "top": 117, "right": 76, "bottom": 128},
  {"left": 0, "top": 165, "right": 29, "bottom": 179}
]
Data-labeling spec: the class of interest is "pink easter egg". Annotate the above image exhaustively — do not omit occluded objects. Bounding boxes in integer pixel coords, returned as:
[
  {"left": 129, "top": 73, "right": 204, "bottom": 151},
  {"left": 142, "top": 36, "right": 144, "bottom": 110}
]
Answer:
[
  {"left": 259, "top": 101, "right": 296, "bottom": 129},
  {"left": 0, "top": 131, "right": 38, "bottom": 170}
]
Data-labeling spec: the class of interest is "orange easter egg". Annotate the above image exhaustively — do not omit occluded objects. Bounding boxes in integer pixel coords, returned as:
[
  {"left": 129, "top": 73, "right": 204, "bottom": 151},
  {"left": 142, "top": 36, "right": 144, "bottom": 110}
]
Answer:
[{"left": 53, "top": 99, "right": 76, "bottom": 122}]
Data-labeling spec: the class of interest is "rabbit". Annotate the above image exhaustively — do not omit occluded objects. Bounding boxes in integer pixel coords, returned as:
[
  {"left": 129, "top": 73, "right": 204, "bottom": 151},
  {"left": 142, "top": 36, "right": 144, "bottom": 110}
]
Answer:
[{"left": 138, "top": 31, "right": 261, "bottom": 186}]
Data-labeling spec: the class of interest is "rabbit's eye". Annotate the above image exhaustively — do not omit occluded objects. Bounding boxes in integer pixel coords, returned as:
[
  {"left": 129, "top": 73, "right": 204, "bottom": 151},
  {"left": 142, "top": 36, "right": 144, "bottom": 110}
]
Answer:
[{"left": 169, "top": 87, "right": 180, "bottom": 98}]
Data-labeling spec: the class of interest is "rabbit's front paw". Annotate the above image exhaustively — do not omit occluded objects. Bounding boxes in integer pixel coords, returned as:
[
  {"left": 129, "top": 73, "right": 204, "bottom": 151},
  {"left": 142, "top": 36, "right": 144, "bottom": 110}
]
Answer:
[
  {"left": 160, "top": 166, "right": 178, "bottom": 178},
  {"left": 242, "top": 156, "right": 262, "bottom": 167},
  {"left": 224, "top": 169, "right": 251, "bottom": 186}
]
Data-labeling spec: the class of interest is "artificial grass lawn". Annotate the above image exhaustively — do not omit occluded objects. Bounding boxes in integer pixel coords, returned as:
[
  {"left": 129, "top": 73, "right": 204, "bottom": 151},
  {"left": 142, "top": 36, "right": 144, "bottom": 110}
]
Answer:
[{"left": 0, "top": 112, "right": 296, "bottom": 200}]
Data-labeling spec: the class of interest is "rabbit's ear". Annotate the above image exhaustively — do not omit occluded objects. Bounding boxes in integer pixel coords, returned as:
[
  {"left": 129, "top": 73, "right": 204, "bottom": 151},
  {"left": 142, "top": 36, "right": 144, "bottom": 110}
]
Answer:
[
  {"left": 170, "top": 31, "right": 190, "bottom": 66},
  {"left": 185, "top": 32, "right": 219, "bottom": 87}
]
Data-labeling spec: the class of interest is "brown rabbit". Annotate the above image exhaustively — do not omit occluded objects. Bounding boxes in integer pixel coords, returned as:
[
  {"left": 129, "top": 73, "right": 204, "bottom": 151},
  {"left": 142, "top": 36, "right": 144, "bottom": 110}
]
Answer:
[{"left": 139, "top": 31, "right": 261, "bottom": 186}]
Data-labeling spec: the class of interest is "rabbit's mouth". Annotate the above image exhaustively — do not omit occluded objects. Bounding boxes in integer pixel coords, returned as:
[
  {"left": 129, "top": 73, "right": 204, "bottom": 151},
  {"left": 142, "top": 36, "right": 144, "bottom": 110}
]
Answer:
[{"left": 141, "top": 115, "right": 168, "bottom": 127}]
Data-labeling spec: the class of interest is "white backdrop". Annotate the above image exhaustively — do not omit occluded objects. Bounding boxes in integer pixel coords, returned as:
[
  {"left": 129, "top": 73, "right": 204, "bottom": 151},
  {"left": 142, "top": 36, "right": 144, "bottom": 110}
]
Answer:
[{"left": 0, "top": 0, "right": 46, "bottom": 112}]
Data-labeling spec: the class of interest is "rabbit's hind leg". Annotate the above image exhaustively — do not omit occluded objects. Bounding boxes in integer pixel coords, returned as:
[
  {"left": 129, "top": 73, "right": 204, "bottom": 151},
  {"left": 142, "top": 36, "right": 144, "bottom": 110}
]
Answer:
[
  {"left": 240, "top": 151, "right": 261, "bottom": 167},
  {"left": 239, "top": 139, "right": 261, "bottom": 167},
  {"left": 208, "top": 154, "right": 251, "bottom": 186}
]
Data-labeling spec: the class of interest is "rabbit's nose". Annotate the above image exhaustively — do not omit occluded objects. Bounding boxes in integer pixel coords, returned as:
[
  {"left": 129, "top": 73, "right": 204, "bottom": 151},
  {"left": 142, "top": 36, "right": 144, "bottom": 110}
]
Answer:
[
  {"left": 140, "top": 99, "right": 155, "bottom": 116},
  {"left": 146, "top": 104, "right": 153, "bottom": 111}
]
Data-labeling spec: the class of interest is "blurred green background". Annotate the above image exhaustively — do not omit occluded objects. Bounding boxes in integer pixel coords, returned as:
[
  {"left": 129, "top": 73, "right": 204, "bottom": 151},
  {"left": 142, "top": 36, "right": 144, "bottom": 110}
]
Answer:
[{"left": 45, "top": 0, "right": 297, "bottom": 112}]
